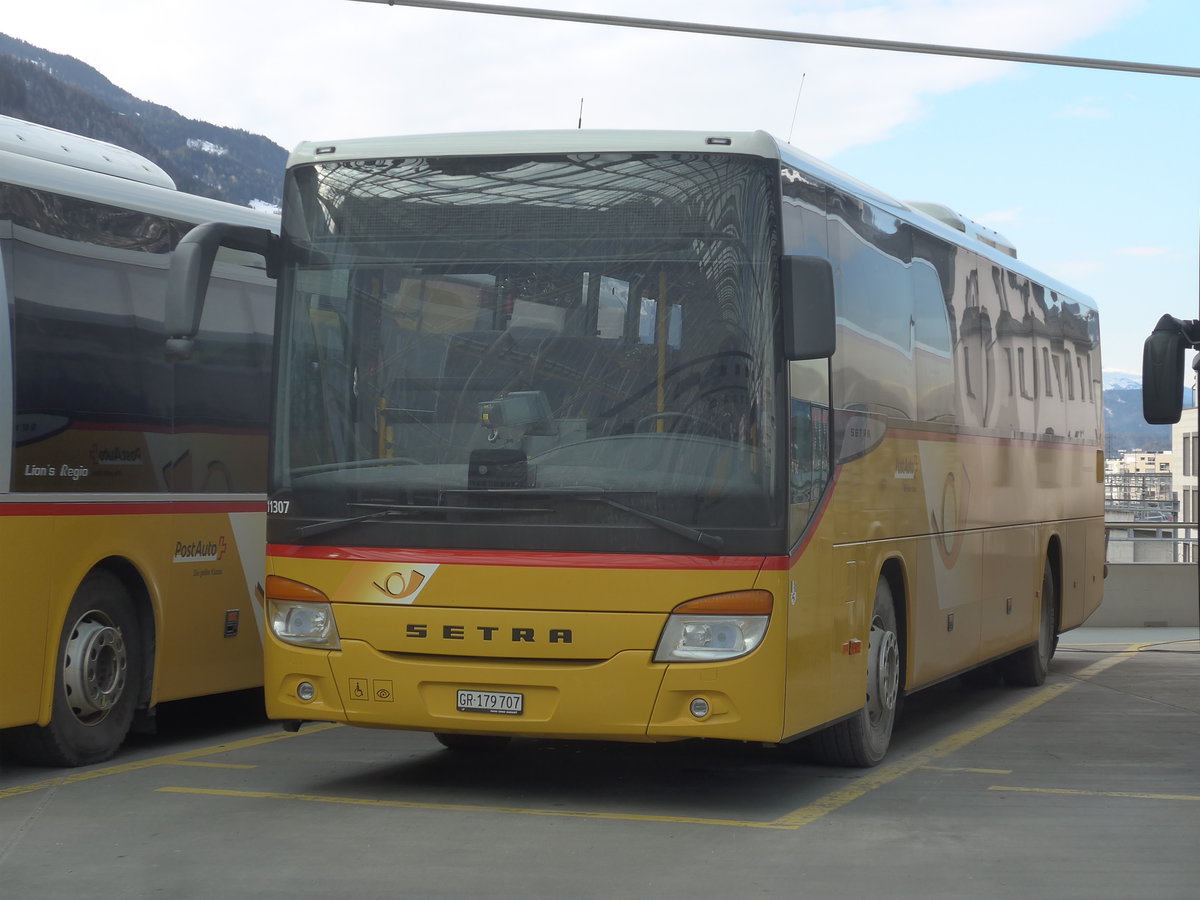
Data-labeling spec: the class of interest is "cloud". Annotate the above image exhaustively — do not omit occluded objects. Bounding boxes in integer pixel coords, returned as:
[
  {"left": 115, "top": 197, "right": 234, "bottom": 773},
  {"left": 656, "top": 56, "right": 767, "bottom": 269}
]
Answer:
[
  {"left": 2, "top": 0, "right": 1144, "bottom": 152},
  {"left": 1117, "top": 246, "right": 1169, "bottom": 258}
]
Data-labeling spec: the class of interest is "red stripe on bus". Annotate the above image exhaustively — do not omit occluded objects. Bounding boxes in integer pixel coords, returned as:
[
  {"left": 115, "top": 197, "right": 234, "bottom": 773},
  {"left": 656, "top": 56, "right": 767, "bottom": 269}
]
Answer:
[
  {"left": 268, "top": 543, "right": 781, "bottom": 571},
  {"left": 0, "top": 500, "right": 265, "bottom": 516}
]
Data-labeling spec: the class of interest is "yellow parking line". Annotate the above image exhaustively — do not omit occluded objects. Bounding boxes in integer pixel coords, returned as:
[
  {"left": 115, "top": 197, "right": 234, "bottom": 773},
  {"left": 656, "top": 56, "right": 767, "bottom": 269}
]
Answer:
[
  {"left": 172, "top": 761, "right": 258, "bottom": 770},
  {"left": 920, "top": 766, "right": 1012, "bottom": 774},
  {"left": 770, "top": 648, "right": 1141, "bottom": 828},
  {"left": 151, "top": 650, "right": 1144, "bottom": 831},
  {"left": 989, "top": 785, "right": 1200, "bottom": 802},
  {"left": 0, "top": 724, "right": 340, "bottom": 801},
  {"left": 156, "top": 786, "right": 794, "bottom": 829},
  {"left": 3, "top": 643, "right": 1148, "bottom": 827}
]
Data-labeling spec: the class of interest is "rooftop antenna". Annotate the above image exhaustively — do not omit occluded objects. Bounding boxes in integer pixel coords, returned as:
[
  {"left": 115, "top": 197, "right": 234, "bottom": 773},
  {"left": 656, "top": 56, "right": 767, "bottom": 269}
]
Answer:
[
  {"left": 578, "top": 97, "right": 584, "bottom": 129},
  {"left": 787, "top": 73, "right": 806, "bottom": 144}
]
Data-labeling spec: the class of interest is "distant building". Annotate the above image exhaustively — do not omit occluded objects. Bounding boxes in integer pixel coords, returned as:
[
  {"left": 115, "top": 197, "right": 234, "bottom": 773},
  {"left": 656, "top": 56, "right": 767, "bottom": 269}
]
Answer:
[
  {"left": 1172, "top": 374, "right": 1198, "bottom": 563},
  {"left": 1105, "top": 449, "right": 1175, "bottom": 562},
  {"left": 1104, "top": 451, "right": 1173, "bottom": 504},
  {"left": 1105, "top": 449, "right": 1173, "bottom": 475}
]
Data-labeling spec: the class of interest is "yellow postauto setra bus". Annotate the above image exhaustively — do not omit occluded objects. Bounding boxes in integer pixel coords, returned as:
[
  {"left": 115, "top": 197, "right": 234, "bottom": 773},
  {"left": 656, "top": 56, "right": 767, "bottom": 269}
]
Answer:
[{"left": 175, "top": 130, "right": 1105, "bottom": 766}]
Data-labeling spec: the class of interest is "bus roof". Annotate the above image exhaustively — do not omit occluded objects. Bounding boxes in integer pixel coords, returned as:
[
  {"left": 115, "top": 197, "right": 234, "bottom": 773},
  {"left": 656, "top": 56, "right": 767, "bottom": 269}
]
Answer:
[
  {"left": 0, "top": 114, "right": 176, "bottom": 189},
  {"left": 288, "top": 129, "right": 782, "bottom": 167},
  {"left": 1, "top": 129, "right": 278, "bottom": 235}
]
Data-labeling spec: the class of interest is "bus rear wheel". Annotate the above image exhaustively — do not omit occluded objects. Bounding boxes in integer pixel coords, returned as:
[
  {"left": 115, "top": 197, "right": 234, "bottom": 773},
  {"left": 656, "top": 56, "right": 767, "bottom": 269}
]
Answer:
[
  {"left": 804, "top": 577, "right": 901, "bottom": 767},
  {"left": 999, "top": 560, "right": 1056, "bottom": 687},
  {"left": 5, "top": 571, "right": 143, "bottom": 767}
]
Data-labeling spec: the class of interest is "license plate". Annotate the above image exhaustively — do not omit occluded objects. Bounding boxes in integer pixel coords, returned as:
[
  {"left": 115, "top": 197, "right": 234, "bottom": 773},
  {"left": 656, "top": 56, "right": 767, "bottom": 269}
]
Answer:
[{"left": 456, "top": 689, "right": 523, "bottom": 715}]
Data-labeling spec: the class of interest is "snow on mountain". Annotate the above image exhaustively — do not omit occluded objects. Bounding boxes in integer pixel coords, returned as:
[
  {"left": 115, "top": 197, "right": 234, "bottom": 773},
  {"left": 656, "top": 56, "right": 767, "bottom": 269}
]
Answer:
[
  {"left": 1103, "top": 371, "right": 1142, "bottom": 392},
  {"left": 186, "top": 138, "right": 228, "bottom": 156}
]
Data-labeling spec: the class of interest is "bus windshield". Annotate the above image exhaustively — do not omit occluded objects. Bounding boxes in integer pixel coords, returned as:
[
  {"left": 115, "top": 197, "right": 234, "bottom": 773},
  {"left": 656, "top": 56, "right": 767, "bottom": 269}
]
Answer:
[{"left": 272, "top": 152, "right": 784, "bottom": 553}]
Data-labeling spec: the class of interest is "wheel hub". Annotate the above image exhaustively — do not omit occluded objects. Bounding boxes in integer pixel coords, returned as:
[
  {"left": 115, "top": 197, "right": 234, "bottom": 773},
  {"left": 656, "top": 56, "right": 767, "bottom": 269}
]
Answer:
[
  {"left": 62, "top": 612, "right": 128, "bottom": 724},
  {"left": 867, "top": 622, "right": 900, "bottom": 721}
]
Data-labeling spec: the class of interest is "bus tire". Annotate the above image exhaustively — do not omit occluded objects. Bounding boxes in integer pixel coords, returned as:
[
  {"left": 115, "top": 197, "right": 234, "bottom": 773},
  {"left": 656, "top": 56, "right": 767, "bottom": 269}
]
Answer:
[
  {"left": 804, "top": 577, "right": 902, "bottom": 767},
  {"left": 434, "top": 732, "right": 512, "bottom": 752},
  {"left": 4, "top": 571, "right": 143, "bottom": 767},
  {"left": 999, "top": 560, "right": 1056, "bottom": 687}
]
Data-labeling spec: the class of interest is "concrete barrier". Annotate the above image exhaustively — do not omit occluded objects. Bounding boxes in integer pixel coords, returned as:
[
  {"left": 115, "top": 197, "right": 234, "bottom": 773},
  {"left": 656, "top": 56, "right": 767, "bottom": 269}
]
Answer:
[{"left": 1086, "top": 563, "right": 1200, "bottom": 627}]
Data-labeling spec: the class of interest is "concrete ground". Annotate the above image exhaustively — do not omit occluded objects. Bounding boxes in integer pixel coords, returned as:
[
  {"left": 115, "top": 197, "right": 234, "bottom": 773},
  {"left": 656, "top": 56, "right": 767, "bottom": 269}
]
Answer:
[{"left": 1, "top": 628, "right": 1197, "bottom": 899}]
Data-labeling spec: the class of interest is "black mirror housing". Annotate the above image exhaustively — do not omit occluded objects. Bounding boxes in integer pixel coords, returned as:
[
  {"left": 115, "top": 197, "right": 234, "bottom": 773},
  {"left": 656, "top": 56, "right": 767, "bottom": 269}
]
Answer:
[
  {"left": 782, "top": 255, "right": 836, "bottom": 361},
  {"left": 1142, "top": 314, "right": 1191, "bottom": 425}
]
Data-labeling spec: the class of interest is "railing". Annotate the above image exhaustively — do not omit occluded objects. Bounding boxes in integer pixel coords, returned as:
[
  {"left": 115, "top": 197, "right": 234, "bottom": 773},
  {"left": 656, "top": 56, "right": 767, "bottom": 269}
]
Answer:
[
  {"left": 1099, "top": 521, "right": 1199, "bottom": 627},
  {"left": 1104, "top": 520, "right": 1198, "bottom": 564}
]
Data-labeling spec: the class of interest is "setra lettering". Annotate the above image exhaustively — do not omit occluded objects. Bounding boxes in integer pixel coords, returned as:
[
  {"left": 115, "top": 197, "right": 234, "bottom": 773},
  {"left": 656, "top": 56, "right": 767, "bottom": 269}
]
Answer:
[{"left": 400, "top": 624, "right": 574, "bottom": 644}]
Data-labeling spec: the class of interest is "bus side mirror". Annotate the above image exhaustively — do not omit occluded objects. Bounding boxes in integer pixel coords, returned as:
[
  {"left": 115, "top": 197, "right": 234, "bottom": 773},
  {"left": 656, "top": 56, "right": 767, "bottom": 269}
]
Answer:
[
  {"left": 1141, "top": 314, "right": 1191, "bottom": 425},
  {"left": 166, "top": 222, "right": 279, "bottom": 361},
  {"left": 782, "top": 255, "right": 836, "bottom": 361}
]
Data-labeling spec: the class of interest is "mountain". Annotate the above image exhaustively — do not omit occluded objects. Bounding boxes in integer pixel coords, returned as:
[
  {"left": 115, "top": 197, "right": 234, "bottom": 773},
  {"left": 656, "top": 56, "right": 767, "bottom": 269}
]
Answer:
[
  {"left": 0, "top": 33, "right": 285, "bottom": 208},
  {"left": 1102, "top": 371, "right": 1143, "bottom": 393},
  {"left": 1104, "top": 387, "right": 1166, "bottom": 453},
  {"left": 1102, "top": 372, "right": 1196, "bottom": 454}
]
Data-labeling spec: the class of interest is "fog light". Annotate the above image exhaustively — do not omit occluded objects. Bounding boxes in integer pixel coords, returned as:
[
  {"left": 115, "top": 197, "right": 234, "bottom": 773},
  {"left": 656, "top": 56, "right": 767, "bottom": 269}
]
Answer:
[
  {"left": 297, "top": 681, "right": 316, "bottom": 702},
  {"left": 689, "top": 697, "right": 710, "bottom": 719}
]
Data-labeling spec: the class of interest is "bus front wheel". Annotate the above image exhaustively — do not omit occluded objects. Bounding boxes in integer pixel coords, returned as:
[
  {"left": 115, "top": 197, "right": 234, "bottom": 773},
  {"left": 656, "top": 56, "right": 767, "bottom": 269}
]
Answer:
[
  {"left": 804, "top": 577, "right": 902, "bottom": 767},
  {"left": 5, "top": 571, "right": 143, "bottom": 767}
]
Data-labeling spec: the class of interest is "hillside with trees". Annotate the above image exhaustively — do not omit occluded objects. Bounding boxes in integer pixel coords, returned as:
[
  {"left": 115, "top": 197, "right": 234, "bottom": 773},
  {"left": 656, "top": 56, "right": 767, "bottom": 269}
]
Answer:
[{"left": 0, "top": 32, "right": 285, "bottom": 208}]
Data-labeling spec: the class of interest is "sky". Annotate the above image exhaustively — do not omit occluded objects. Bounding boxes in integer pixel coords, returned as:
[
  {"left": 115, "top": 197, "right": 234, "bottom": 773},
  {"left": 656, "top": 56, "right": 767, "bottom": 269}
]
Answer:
[{"left": 3, "top": 0, "right": 1198, "bottom": 376}]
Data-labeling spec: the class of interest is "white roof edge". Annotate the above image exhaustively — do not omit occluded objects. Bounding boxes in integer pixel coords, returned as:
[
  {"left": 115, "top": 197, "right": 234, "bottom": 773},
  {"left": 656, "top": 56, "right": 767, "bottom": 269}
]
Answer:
[
  {"left": 1, "top": 145, "right": 279, "bottom": 233},
  {"left": 0, "top": 114, "right": 176, "bottom": 189},
  {"left": 288, "top": 129, "right": 783, "bottom": 167}
]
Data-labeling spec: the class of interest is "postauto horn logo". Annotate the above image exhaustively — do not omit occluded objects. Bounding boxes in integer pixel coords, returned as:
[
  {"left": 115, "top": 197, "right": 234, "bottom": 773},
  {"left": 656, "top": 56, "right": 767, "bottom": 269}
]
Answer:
[{"left": 172, "top": 535, "right": 228, "bottom": 564}]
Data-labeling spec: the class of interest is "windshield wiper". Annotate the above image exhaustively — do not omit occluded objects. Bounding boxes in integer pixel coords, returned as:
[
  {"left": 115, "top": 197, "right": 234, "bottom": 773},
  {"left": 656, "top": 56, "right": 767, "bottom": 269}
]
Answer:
[
  {"left": 586, "top": 496, "right": 725, "bottom": 552},
  {"left": 294, "top": 506, "right": 411, "bottom": 539},
  {"left": 293, "top": 500, "right": 550, "bottom": 539},
  {"left": 486, "top": 488, "right": 725, "bottom": 552},
  {"left": 293, "top": 492, "right": 724, "bottom": 552}
]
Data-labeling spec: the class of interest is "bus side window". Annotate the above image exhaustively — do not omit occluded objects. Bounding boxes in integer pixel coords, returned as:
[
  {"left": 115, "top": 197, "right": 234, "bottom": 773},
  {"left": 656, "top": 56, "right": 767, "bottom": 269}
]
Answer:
[
  {"left": 912, "top": 261, "right": 954, "bottom": 423},
  {"left": 789, "top": 358, "right": 832, "bottom": 542}
]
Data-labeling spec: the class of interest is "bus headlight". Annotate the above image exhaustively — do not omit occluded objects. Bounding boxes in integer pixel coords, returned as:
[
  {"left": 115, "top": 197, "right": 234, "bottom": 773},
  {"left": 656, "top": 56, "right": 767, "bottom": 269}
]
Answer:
[
  {"left": 653, "top": 591, "right": 772, "bottom": 663},
  {"left": 266, "top": 575, "right": 341, "bottom": 650}
]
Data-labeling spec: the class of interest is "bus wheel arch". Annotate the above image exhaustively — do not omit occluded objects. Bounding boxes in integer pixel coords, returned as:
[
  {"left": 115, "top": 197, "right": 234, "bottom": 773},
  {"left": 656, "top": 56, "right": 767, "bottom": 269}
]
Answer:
[
  {"left": 878, "top": 557, "right": 909, "bottom": 688},
  {"left": 804, "top": 560, "right": 906, "bottom": 767},
  {"left": 1045, "top": 534, "right": 1063, "bottom": 652},
  {"left": 998, "top": 545, "right": 1059, "bottom": 687},
  {"left": 97, "top": 558, "right": 157, "bottom": 711},
  {"left": 5, "top": 562, "right": 154, "bottom": 767}
]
